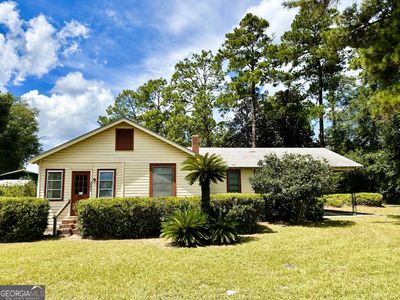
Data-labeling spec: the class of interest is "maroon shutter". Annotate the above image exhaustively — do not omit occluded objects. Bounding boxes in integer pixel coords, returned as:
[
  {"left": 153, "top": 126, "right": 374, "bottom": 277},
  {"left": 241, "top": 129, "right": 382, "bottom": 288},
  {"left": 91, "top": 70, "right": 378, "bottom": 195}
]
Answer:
[{"left": 115, "top": 128, "right": 134, "bottom": 150}]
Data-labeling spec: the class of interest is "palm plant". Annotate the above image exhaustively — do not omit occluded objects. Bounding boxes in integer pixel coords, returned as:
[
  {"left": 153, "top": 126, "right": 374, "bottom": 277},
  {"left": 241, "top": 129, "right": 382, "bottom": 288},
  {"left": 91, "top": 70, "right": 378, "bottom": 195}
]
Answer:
[{"left": 182, "top": 153, "right": 228, "bottom": 215}]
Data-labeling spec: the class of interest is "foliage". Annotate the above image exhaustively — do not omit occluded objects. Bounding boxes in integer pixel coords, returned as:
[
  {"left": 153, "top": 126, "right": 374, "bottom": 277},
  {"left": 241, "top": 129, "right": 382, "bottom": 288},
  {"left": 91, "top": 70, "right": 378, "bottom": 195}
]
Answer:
[
  {"left": 211, "top": 193, "right": 264, "bottom": 234},
  {"left": 160, "top": 208, "right": 209, "bottom": 247},
  {"left": 182, "top": 153, "right": 227, "bottom": 214},
  {"left": 172, "top": 50, "right": 224, "bottom": 147},
  {"left": 0, "top": 197, "right": 49, "bottom": 242},
  {"left": 76, "top": 194, "right": 263, "bottom": 239},
  {"left": 218, "top": 13, "right": 275, "bottom": 148},
  {"left": 0, "top": 93, "right": 41, "bottom": 174},
  {"left": 209, "top": 212, "right": 240, "bottom": 245},
  {"left": 281, "top": 0, "right": 345, "bottom": 146},
  {"left": 251, "top": 154, "right": 334, "bottom": 223},
  {"left": 323, "top": 193, "right": 383, "bottom": 207},
  {"left": 0, "top": 181, "right": 37, "bottom": 197}
]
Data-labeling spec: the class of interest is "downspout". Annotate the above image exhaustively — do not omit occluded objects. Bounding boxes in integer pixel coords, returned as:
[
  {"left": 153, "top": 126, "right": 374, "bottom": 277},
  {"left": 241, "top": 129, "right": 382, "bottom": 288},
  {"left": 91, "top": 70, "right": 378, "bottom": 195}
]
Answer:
[{"left": 121, "top": 162, "right": 125, "bottom": 197}]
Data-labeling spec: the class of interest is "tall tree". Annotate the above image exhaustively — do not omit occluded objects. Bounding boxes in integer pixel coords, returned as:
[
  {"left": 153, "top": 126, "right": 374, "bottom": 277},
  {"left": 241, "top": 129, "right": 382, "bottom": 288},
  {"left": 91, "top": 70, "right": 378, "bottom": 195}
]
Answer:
[
  {"left": 281, "top": 0, "right": 345, "bottom": 146},
  {"left": 219, "top": 13, "right": 274, "bottom": 148},
  {"left": 98, "top": 79, "right": 170, "bottom": 135},
  {"left": 171, "top": 50, "right": 224, "bottom": 147},
  {"left": 0, "top": 93, "right": 41, "bottom": 173}
]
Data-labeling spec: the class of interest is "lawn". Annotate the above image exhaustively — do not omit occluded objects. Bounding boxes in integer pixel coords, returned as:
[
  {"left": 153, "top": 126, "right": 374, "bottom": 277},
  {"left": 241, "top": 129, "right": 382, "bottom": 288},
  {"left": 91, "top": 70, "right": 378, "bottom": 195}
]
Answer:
[{"left": 1, "top": 206, "right": 400, "bottom": 299}]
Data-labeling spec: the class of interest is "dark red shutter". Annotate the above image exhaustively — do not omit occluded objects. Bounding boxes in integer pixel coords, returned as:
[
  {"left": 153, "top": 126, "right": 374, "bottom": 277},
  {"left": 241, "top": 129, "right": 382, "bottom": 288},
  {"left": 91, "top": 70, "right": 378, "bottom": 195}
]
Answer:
[{"left": 115, "top": 128, "right": 134, "bottom": 150}]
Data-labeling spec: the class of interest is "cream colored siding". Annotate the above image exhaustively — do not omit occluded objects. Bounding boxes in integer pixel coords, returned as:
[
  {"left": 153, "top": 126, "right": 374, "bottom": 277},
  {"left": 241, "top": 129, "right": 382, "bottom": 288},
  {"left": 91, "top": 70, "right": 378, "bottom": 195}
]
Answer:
[
  {"left": 210, "top": 168, "right": 255, "bottom": 194},
  {"left": 38, "top": 122, "right": 200, "bottom": 215}
]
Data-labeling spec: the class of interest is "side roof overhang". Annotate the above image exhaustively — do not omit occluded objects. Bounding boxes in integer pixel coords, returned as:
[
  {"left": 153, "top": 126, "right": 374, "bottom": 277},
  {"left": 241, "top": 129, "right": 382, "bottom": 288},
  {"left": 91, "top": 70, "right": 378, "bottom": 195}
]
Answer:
[{"left": 29, "top": 118, "right": 195, "bottom": 164}]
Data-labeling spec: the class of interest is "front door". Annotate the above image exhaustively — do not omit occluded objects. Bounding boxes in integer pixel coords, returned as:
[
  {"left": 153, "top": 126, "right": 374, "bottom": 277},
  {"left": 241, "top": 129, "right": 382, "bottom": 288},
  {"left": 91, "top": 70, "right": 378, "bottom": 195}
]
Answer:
[{"left": 71, "top": 171, "right": 90, "bottom": 216}]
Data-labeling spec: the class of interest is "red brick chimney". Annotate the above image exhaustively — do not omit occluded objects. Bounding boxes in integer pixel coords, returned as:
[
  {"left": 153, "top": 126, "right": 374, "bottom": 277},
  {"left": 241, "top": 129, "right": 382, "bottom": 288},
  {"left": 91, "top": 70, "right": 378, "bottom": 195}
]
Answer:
[{"left": 191, "top": 135, "right": 200, "bottom": 153}]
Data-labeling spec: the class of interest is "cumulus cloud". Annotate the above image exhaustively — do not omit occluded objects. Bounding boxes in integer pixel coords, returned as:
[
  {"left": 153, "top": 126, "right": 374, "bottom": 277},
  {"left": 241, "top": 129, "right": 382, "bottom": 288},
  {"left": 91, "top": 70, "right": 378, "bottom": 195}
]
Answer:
[
  {"left": 0, "top": 1, "right": 89, "bottom": 90},
  {"left": 22, "top": 72, "right": 113, "bottom": 149}
]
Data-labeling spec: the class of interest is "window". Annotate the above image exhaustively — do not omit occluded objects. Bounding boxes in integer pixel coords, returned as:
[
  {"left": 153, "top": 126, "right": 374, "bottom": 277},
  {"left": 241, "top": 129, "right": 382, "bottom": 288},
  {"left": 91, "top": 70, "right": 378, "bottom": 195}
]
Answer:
[
  {"left": 46, "top": 170, "right": 64, "bottom": 200},
  {"left": 227, "top": 170, "right": 241, "bottom": 193},
  {"left": 115, "top": 128, "right": 134, "bottom": 150},
  {"left": 97, "top": 170, "right": 115, "bottom": 198},
  {"left": 150, "top": 164, "right": 176, "bottom": 197}
]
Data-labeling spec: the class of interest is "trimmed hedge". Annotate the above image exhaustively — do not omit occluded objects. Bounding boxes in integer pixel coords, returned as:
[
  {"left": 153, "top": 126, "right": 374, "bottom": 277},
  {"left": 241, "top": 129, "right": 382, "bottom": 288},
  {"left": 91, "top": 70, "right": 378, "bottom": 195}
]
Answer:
[
  {"left": 76, "top": 194, "right": 264, "bottom": 239},
  {"left": 323, "top": 193, "right": 383, "bottom": 207},
  {"left": 0, "top": 182, "right": 37, "bottom": 197},
  {"left": 263, "top": 195, "right": 324, "bottom": 223},
  {"left": 0, "top": 197, "right": 49, "bottom": 242}
]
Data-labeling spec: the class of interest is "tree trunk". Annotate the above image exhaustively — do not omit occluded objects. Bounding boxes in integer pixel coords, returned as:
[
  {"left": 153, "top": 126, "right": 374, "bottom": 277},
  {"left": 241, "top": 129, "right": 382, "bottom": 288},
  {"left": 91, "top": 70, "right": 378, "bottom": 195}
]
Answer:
[
  {"left": 251, "top": 83, "right": 257, "bottom": 148},
  {"left": 200, "top": 180, "right": 211, "bottom": 215},
  {"left": 318, "top": 87, "right": 325, "bottom": 147}
]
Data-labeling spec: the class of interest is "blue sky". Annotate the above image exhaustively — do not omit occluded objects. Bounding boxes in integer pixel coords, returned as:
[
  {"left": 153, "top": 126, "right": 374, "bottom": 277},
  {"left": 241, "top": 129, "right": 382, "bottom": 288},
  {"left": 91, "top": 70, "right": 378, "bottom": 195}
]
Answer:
[{"left": 0, "top": 0, "right": 354, "bottom": 155}]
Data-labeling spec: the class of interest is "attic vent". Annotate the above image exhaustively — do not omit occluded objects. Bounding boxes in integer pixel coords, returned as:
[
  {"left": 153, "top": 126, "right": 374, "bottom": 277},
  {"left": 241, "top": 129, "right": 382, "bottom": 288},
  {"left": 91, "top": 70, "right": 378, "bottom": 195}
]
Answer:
[{"left": 115, "top": 128, "right": 134, "bottom": 151}]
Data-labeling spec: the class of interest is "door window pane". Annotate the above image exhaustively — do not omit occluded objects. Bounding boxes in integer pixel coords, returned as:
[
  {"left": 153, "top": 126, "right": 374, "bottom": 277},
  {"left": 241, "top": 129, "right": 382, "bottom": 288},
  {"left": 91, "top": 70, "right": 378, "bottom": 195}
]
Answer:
[
  {"left": 151, "top": 166, "right": 175, "bottom": 197},
  {"left": 98, "top": 170, "right": 115, "bottom": 198},
  {"left": 46, "top": 170, "right": 63, "bottom": 200}
]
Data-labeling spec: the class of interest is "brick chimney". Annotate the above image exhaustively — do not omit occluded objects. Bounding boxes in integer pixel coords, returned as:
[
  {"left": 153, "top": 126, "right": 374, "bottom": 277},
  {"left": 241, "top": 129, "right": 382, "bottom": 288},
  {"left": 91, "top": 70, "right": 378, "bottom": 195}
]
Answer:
[{"left": 191, "top": 135, "right": 200, "bottom": 153}]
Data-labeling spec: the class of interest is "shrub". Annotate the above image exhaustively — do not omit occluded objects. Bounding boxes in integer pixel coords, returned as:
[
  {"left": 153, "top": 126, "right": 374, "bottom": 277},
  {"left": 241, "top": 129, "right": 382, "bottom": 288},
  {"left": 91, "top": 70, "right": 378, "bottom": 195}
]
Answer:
[
  {"left": 160, "top": 208, "right": 209, "bottom": 247},
  {"left": 211, "top": 193, "right": 264, "bottom": 233},
  {"left": 0, "top": 181, "right": 37, "bottom": 197},
  {"left": 76, "top": 194, "right": 263, "bottom": 239},
  {"left": 323, "top": 193, "right": 383, "bottom": 207},
  {"left": 209, "top": 212, "right": 240, "bottom": 245},
  {"left": 251, "top": 154, "right": 334, "bottom": 224},
  {"left": 0, "top": 197, "right": 49, "bottom": 242}
]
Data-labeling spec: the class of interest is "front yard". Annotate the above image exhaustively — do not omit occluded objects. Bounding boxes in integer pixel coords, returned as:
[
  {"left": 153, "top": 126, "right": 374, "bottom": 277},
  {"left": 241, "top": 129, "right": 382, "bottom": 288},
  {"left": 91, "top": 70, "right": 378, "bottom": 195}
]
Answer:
[{"left": 1, "top": 206, "right": 399, "bottom": 299}]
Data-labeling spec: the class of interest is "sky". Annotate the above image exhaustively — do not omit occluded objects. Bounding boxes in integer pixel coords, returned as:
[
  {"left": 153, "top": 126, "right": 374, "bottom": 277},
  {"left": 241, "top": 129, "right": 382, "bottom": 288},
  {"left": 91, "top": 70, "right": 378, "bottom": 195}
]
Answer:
[{"left": 0, "top": 0, "right": 356, "bottom": 159}]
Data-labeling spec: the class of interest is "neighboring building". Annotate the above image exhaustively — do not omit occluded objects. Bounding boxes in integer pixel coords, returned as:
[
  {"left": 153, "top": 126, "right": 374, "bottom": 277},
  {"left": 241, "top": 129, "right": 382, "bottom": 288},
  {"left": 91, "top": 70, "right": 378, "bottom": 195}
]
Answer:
[
  {"left": 0, "top": 169, "right": 38, "bottom": 186},
  {"left": 29, "top": 118, "right": 362, "bottom": 220}
]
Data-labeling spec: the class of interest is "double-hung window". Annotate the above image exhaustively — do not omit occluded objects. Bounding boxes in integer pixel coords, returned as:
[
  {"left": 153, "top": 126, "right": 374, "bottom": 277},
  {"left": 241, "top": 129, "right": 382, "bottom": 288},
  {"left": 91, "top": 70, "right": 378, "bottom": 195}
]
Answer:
[
  {"left": 97, "top": 170, "right": 115, "bottom": 198},
  {"left": 227, "top": 170, "right": 241, "bottom": 193},
  {"left": 46, "top": 170, "right": 64, "bottom": 200},
  {"left": 150, "top": 164, "right": 176, "bottom": 197}
]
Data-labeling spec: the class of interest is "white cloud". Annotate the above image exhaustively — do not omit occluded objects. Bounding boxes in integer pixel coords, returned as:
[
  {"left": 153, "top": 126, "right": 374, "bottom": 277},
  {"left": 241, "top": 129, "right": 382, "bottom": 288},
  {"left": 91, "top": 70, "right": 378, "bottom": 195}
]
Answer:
[
  {"left": 0, "top": 1, "right": 89, "bottom": 89},
  {"left": 22, "top": 72, "right": 113, "bottom": 149}
]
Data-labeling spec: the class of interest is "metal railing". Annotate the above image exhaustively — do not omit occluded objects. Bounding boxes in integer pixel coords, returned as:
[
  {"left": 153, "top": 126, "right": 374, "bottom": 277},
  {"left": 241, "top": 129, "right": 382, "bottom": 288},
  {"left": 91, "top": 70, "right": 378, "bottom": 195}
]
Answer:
[{"left": 52, "top": 200, "right": 70, "bottom": 235}]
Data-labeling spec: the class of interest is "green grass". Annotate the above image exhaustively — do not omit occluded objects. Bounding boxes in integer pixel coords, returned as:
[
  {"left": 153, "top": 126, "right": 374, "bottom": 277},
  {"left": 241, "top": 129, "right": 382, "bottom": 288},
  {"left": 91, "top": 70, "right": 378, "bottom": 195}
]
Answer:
[{"left": 1, "top": 206, "right": 400, "bottom": 299}]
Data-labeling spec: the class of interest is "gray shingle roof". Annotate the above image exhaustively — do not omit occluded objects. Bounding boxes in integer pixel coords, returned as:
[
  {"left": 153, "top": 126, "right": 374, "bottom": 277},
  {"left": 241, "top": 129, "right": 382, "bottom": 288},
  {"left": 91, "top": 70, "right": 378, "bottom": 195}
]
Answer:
[{"left": 199, "top": 148, "right": 362, "bottom": 170}]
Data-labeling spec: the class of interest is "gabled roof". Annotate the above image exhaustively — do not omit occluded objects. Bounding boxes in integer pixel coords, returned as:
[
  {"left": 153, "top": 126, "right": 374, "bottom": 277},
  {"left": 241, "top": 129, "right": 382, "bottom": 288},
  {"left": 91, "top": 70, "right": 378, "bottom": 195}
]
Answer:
[
  {"left": 199, "top": 147, "right": 362, "bottom": 170},
  {"left": 29, "top": 118, "right": 194, "bottom": 163}
]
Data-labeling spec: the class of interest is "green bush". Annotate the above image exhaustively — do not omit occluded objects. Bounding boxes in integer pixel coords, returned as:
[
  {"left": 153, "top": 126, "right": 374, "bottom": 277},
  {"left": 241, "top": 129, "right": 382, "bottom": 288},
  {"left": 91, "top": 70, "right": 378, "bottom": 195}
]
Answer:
[
  {"left": 209, "top": 212, "right": 240, "bottom": 245},
  {"left": 0, "top": 181, "right": 37, "bottom": 197},
  {"left": 76, "top": 194, "right": 263, "bottom": 239},
  {"left": 0, "top": 197, "right": 49, "bottom": 242},
  {"left": 160, "top": 208, "right": 209, "bottom": 247},
  {"left": 323, "top": 193, "right": 383, "bottom": 207},
  {"left": 252, "top": 154, "right": 334, "bottom": 224}
]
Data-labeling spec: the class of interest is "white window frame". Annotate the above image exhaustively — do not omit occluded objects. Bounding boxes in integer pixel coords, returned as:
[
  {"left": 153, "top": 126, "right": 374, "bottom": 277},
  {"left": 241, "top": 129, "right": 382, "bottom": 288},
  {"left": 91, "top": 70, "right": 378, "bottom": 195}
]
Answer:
[
  {"left": 97, "top": 170, "right": 115, "bottom": 198},
  {"left": 46, "top": 170, "right": 64, "bottom": 200}
]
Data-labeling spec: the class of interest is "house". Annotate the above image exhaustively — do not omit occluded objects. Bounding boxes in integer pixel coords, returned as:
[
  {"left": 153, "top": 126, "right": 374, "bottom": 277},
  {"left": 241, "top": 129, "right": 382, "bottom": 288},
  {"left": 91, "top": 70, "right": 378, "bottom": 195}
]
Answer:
[
  {"left": 0, "top": 169, "right": 38, "bottom": 186},
  {"left": 29, "top": 118, "right": 362, "bottom": 223}
]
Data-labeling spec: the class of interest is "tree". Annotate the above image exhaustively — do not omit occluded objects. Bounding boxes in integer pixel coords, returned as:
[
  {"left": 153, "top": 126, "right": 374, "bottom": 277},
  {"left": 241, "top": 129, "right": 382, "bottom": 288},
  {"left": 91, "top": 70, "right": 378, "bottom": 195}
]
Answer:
[
  {"left": 182, "top": 153, "right": 227, "bottom": 215},
  {"left": 0, "top": 93, "right": 41, "bottom": 173},
  {"left": 219, "top": 13, "right": 275, "bottom": 147},
  {"left": 250, "top": 154, "right": 334, "bottom": 224},
  {"left": 98, "top": 79, "right": 170, "bottom": 135},
  {"left": 172, "top": 51, "right": 224, "bottom": 147},
  {"left": 281, "top": 0, "right": 345, "bottom": 146}
]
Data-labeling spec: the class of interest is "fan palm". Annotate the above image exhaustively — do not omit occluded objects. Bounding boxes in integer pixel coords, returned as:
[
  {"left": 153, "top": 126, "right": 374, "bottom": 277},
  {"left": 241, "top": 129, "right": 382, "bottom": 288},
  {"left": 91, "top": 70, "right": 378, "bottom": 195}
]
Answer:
[{"left": 182, "top": 153, "right": 228, "bottom": 214}]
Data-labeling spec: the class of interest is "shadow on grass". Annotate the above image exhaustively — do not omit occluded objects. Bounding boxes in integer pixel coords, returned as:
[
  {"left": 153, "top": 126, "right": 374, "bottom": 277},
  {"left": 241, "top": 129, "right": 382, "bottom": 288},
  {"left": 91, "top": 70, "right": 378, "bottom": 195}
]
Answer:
[
  {"left": 324, "top": 209, "right": 373, "bottom": 217},
  {"left": 386, "top": 215, "right": 400, "bottom": 225},
  {"left": 255, "top": 223, "right": 276, "bottom": 234},
  {"left": 299, "top": 219, "right": 356, "bottom": 228}
]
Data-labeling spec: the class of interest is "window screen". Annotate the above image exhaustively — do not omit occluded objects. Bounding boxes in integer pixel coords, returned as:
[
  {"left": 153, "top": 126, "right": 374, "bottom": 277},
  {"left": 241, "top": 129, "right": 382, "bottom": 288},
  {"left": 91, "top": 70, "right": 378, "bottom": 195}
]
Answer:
[
  {"left": 151, "top": 165, "right": 175, "bottom": 197},
  {"left": 46, "top": 170, "right": 63, "bottom": 200},
  {"left": 98, "top": 170, "right": 115, "bottom": 197},
  {"left": 227, "top": 170, "right": 241, "bottom": 193}
]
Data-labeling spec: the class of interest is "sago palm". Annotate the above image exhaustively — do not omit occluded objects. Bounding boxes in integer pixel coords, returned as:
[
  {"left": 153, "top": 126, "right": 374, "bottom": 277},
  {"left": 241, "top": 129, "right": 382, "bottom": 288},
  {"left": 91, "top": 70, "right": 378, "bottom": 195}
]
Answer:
[{"left": 182, "top": 153, "right": 227, "bottom": 214}]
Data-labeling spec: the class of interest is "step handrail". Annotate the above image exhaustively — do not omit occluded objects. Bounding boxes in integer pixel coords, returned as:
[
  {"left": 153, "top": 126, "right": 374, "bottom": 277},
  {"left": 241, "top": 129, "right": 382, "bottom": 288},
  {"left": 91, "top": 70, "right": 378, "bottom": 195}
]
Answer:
[{"left": 53, "top": 199, "right": 71, "bottom": 236}]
